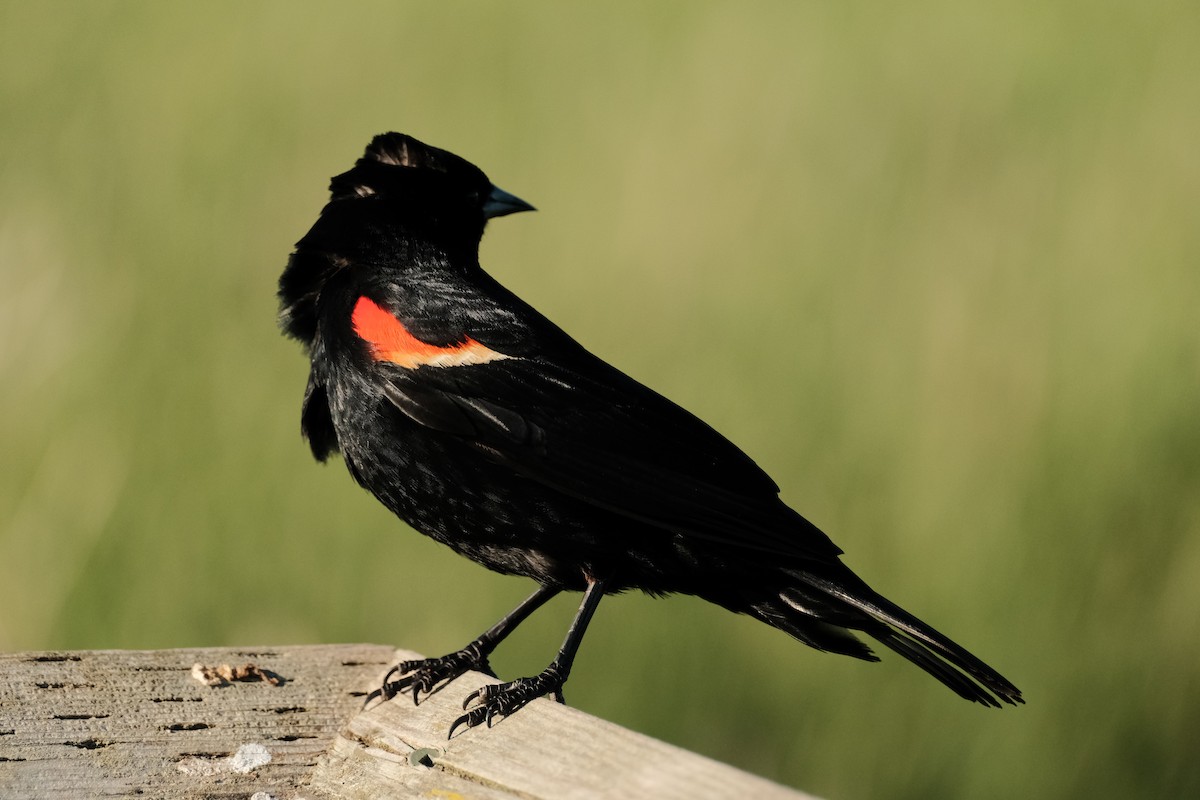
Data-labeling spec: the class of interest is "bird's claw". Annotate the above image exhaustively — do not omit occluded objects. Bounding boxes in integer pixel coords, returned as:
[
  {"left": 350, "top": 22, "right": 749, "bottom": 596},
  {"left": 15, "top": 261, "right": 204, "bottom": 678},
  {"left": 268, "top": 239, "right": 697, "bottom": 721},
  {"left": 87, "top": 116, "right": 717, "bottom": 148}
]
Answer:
[
  {"left": 448, "top": 666, "right": 564, "bottom": 738},
  {"left": 364, "top": 647, "right": 493, "bottom": 709}
]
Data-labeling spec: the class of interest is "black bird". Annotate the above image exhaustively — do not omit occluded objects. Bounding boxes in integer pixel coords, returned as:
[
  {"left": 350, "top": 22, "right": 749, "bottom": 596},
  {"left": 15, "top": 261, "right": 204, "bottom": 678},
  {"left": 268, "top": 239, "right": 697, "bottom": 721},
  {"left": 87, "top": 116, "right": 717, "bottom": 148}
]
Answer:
[{"left": 278, "top": 132, "right": 1023, "bottom": 734}]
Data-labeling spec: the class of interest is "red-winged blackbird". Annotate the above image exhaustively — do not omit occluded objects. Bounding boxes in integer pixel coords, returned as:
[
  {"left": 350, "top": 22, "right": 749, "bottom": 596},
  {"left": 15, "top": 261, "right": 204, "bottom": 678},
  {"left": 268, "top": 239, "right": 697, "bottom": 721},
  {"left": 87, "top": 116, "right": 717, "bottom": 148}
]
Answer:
[{"left": 278, "top": 132, "right": 1023, "bottom": 734}]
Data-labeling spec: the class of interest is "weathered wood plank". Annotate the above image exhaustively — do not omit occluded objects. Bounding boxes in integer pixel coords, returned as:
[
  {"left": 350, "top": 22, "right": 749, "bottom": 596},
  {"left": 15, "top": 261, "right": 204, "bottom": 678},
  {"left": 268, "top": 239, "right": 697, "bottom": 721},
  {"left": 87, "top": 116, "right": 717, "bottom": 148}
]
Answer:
[
  {"left": 0, "top": 645, "right": 819, "bottom": 799},
  {"left": 0, "top": 644, "right": 394, "bottom": 799},
  {"left": 313, "top": 649, "right": 817, "bottom": 800}
]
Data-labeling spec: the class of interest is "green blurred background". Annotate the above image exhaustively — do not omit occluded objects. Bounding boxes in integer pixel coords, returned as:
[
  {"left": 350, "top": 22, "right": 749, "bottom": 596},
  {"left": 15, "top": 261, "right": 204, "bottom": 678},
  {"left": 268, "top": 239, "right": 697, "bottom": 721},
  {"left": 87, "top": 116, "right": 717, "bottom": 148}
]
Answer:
[{"left": 2, "top": 2, "right": 1197, "bottom": 797}]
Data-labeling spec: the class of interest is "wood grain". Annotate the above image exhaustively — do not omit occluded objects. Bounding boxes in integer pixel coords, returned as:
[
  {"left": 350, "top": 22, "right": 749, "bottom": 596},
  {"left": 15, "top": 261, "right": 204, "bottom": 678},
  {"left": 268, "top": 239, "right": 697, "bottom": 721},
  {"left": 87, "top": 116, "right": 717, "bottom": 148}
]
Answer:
[{"left": 0, "top": 645, "right": 819, "bottom": 799}]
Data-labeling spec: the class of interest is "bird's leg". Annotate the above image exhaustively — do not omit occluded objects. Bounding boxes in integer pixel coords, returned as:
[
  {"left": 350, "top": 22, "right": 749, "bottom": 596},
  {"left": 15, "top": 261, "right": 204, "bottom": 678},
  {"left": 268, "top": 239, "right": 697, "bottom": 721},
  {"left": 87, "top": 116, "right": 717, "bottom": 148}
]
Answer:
[
  {"left": 450, "top": 577, "right": 607, "bottom": 736},
  {"left": 365, "top": 584, "right": 559, "bottom": 708}
]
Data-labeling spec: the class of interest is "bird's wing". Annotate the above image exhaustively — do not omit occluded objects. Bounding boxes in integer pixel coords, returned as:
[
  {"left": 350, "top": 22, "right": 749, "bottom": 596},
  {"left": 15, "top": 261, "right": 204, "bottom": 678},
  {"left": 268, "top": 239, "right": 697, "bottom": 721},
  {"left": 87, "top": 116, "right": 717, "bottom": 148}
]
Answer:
[{"left": 377, "top": 354, "right": 842, "bottom": 563}]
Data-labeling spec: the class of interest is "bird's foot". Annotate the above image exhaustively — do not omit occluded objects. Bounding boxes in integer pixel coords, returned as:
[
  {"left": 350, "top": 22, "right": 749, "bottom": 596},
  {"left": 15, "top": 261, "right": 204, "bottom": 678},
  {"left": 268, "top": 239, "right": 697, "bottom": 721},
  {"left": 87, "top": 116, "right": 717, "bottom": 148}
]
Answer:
[
  {"left": 364, "top": 644, "right": 495, "bottom": 708},
  {"left": 449, "top": 664, "right": 565, "bottom": 737}
]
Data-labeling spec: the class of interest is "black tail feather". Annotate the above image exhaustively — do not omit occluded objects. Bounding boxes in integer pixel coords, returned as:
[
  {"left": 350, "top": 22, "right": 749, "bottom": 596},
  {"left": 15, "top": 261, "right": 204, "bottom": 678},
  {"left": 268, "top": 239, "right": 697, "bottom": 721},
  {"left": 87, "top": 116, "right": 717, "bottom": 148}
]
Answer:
[
  {"left": 748, "top": 599, "right": 880, "bottom": 661},
  {"left": 776, "top": 569, "right": 1024, "bottom": 707},
  {"left": 873, "top": 628, "right": 1003, "bottom": 707}
]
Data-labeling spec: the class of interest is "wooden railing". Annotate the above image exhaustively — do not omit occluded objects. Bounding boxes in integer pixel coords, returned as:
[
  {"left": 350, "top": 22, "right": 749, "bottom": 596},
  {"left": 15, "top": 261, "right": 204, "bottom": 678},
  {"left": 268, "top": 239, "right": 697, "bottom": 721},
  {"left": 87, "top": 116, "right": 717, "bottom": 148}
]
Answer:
[{"left": 0, "top": 644, "right": 818, "bottom": 799}]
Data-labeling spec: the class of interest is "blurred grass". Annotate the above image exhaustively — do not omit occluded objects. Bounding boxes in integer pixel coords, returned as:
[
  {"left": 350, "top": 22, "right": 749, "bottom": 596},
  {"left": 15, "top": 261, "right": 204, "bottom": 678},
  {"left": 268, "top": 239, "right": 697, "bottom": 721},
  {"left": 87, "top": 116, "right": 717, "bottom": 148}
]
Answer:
[{"left": 1, "top": 1, "right": 1198, "bottom": 797}]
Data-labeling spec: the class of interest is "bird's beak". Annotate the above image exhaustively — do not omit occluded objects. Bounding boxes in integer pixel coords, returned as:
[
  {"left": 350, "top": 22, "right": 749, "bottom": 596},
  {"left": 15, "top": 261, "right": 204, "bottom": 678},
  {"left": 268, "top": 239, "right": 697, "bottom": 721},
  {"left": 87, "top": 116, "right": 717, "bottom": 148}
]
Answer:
[{"left": 483, "top": 184, "right": 536, "bottom": 219}]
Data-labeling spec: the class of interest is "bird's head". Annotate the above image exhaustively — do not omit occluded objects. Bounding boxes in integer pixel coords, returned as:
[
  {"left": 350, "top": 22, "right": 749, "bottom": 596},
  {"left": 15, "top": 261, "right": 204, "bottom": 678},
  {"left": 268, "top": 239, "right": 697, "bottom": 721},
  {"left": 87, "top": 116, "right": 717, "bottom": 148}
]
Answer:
[
  {"left": 279, "top": 132, "right": 534, "bottom": 344},
  {"left": 331, "top": 132, "right": 534, "bottom": 228}
]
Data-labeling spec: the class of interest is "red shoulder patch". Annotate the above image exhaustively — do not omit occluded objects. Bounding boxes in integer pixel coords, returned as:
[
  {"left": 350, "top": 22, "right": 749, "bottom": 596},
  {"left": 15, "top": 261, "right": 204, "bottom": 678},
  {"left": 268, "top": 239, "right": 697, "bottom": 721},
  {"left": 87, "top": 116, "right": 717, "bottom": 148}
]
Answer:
[{"left": 351, "top": 296, "right": 510, "bottom": 369}]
